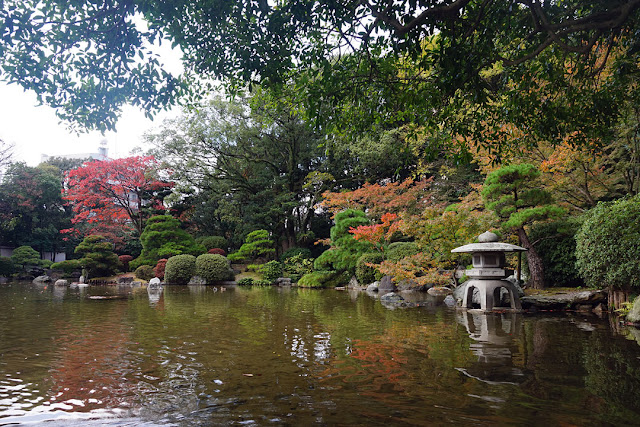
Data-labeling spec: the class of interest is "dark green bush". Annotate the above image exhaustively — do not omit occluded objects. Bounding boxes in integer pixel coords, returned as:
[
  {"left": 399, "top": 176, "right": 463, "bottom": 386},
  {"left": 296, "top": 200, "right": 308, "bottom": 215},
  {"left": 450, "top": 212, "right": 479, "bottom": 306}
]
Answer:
[
  {"left": 528, "top": 218, "right": 583, "bottom": 287},
  {"left": 313, "top": 209, "right": 372, "bottom": 275},
  {"left": 135, "top": 265, "right": 155, "bottom": 281},
  {"left": 386, "top": 242, "right": 419, "bottom": 262},
  {"left": 0, "top": 257, "right": 15, "bottom": 276},
  {"left": 260, "top": 260, "right": 283, "bottom": 282},
  {"left": 253, "top": 279, "right": 272, "bottom": 286},
  {"left": 284, "top": 254, "right": 314, "bottom": 278},
  {"left": 280, "top": 247, "right": 312, "bottom": 262},
  {"left": 164, "top": 254, "right": 197, "bottom": 285},
  {"left": 356, "top": 252, "right": 384, "bottom": 285},
  {"left": 11, "top": 246, "right": 41, "bottom": 270},
  {"left": 197, "top": 236, "right": 228, "bottom": 251},
  {"left": 74, "top": 235, "right": 121, "bottom": 278},
  {"left": 576, "top": 196, "right": 640, "bottom": 290},
  {"left": 195, "top": 254, "right": 234, "bottom": 283},
  {"left": 228, "top": 229, "right": 275, "bottom": 262},
  {"left": 298, "top": 270, "right": 350, "bottom": 288},
  {"left": 134, "top": 215, "right": 205, "bottom": 269},
  {"left": 238, "top": 277, "right": 254, "bottom": 286},
  {"left": 51, "top": 259, "right": 81, "bottom": 275}
]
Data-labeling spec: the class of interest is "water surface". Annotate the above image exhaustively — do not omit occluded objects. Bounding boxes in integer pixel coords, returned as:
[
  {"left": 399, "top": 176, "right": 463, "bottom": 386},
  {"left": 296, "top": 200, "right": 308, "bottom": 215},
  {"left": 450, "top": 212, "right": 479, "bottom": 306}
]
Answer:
[{"left": 1, "top": 282, "right": 639, "bottom": 425}]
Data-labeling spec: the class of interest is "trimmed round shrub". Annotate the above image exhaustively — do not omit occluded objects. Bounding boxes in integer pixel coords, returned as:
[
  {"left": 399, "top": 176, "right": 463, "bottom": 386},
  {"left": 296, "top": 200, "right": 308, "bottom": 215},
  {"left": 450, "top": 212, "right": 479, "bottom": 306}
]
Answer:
[
  {"left": 195, "top": 254, "right": 234, "bottom": 284},
  {"left": 135, "top": 265, "right": 155, "bottom": 281},
  {"left": 280, "top": 247, "right": 312, "bottom": 262},
  {"left": 356, "top": 252, "right": 384, "bottom": 285},
  {"left": 164, "top": 254, "right": 197, "bottom": 285},
  {"left": 238, "top": 277, "right": 254, "bottom": 286},
  {"left": 386, "top": 242, "right": 419, "bottom": 262},
  {"left": 208, "top": 248, "right": 227, "bottom": 256},
  {"left": 260, "top": 260, "right": 283, "bottom": 282},
  {"left": 576, "top": 196, "right": 640, "bottom": 290},
  {"left": 154, "top": 258, "right": 168, "bottom": 279},
  {"left": 0, "top": 257, "right": 15, "bottom": 276},
  {"left": 197, "top": 236, "right": 228, "bottom": 251}
]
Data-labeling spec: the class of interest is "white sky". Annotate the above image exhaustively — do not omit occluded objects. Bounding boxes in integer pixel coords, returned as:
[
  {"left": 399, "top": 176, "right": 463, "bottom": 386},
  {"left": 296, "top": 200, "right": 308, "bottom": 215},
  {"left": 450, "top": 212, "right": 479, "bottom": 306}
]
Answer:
[
  {"left": 0, "top": 35, "right": 184, "bottom": 167},
  {"left": 0, "top": 82, "right": 178, "bottom": 166}
]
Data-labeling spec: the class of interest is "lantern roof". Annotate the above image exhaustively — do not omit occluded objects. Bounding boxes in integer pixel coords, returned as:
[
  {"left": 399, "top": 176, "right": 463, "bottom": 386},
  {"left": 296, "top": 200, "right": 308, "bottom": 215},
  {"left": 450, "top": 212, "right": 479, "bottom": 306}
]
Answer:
[{"left": 451, "top": 231, "right": 527, "bottom": 253}]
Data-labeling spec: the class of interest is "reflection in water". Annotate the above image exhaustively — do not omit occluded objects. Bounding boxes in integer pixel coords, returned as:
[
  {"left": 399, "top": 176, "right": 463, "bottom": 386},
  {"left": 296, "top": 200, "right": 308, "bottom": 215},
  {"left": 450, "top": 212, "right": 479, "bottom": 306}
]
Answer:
[
  {"left": 1, "top": 283, "right": 640, "bottom": 425},
  {"left": 456, "top": 311, "right": 526, "bottom": 385}
]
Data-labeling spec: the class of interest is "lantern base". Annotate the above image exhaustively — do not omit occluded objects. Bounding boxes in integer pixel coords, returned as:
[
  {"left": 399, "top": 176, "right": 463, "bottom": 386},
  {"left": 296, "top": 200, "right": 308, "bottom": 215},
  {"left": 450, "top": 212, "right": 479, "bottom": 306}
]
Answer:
[{"left": 461, "top": 279, "right": 522, "bottom": 312}]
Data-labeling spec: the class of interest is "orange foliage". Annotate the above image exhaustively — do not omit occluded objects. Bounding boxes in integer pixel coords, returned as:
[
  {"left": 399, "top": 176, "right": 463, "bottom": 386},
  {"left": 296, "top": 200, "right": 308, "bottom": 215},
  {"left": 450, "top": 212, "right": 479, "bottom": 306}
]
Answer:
[{"left": 319, "top": 178, "right": 433, "bottom": 219}]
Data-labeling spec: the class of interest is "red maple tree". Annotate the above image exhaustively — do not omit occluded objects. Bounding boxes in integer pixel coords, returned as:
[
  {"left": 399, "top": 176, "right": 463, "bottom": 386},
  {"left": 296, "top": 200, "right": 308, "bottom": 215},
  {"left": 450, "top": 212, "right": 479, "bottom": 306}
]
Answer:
[{"left": 63, "top": 156, "right": 173, "bottom": 239}]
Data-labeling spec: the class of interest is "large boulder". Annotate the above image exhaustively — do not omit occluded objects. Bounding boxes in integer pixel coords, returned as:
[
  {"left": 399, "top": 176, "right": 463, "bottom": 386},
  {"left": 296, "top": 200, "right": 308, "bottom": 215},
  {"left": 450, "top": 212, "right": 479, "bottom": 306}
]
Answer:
[
  {"left": 378, "top": 276, "right": 397, "bottom": 293},
  {"left": 54, "top": 279, "right": 68, "bottom": 286},
  {"left": 627, "top": 297, "right": 640, "bottom": 324},
  {"left": 33, "top": 275, "right": 52, "bottom": 284}
]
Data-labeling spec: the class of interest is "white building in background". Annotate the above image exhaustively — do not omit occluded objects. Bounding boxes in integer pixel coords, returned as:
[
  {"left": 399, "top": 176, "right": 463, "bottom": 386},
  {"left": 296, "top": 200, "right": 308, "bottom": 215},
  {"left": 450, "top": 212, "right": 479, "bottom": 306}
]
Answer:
[{"left": 40, "top": 139, "right": 109, "bottom": 163}]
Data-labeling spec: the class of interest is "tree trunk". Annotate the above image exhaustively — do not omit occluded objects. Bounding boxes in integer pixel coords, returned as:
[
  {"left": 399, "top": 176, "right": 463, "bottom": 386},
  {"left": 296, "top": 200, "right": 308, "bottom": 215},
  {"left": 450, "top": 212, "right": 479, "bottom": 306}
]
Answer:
[{"left": 518, "top": 227, "right": 546, "bottom": 289}]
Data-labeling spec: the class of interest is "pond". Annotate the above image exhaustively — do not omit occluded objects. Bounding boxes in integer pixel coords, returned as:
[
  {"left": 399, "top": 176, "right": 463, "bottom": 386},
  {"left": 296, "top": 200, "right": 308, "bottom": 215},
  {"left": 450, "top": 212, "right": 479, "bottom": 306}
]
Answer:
[{"left": 1, "top": 282, "right": 640, "bottom": 426}]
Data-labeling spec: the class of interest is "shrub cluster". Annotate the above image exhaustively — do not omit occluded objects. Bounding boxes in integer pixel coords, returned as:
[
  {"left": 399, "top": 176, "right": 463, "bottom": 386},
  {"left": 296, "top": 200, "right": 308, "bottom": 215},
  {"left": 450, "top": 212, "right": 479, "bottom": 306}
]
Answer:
[
  {"left": 386, "top": 242, "right": 419, "bottom": 262},
  {"left": 237, "top": 277, "right": 254, "bottom": 286},
  {"left": 197, "top": 236, "right": 228, "bottom": 251},
  {"left": 280, "top": 247, "right": 312, "bottom": 262},
  {"left": 355, "top": 252, "right": 384, "bottom": 285},
  {"left": 260, "top": 260, "right": 283, "bottom": 282},
  {"left": 164, "top": 254, "right": 196, "bottom": 285},
  {"left": 51, "top": 259, "right": 82, "bottom": 276},
  {"left": 575, "top": 196, "right": 640, "bottom": 290},
  {"left": 0, "top": 257, "right": 15, "bottom": 276},
  {"left": 135, "top": 265, "right": 155, "bottom": 281},
  {"left": 195, "top": 254, "right": 234, "bottom": 283}
]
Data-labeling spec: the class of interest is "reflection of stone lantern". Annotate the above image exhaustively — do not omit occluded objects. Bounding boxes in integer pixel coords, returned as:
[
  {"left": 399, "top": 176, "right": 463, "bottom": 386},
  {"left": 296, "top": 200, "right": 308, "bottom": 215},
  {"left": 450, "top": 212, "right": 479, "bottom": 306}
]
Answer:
[{"left": 452, "top": 231, "right": 526, "bottom": 311}]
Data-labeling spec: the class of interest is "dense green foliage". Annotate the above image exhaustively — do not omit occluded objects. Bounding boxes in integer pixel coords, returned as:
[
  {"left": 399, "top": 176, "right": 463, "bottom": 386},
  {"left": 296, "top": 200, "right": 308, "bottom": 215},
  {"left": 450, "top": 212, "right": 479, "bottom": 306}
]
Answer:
[
  {"left": 314, "top": 210, "right": 373, "bottom": 275},
  {"left": 356, "top": 252, "right": 384, "bottom": 285},
  {"left": 483, "top": 164, "right": 566, "bottom": 289},
  {"left": 10, "top": 246, "right": 41, "bottom": 270},
  {"left": 575, "top": 196, "right": 640, "bottom": 290},
  {"left": 283, "top": 254, "right": 314, "bottom": 282},
  {"left": 196, "top": 236, "right": 228, "bottom": 251},
  {"left": 0, "top": 163, "right": 72, "bottom": 256},
  {"left": 298, "top": 271, "right": 350, "bottom": 288},
  {"left": 135, "top": 265, "right": 155, "bottom": 281},
  {"left": 0, "top": 256, "right": 15, "bottom": 276},
  {"left": 51, "top": 259, "right": 81, "bottom": 276},
  {"left": 529, "top": 219, "right": 583, "bottom": 287},
  {"left": 134, "top": 215, "right": 205, "bottom": 268},
  {"left": 280, "top": 247, "right": 312, "bottom": 263},
  {"left": 259, "top": 261, "right": 283, "bottom": 283},
  {"left": 164, "top": 254, "right": 197, "bottom": 285},
  {"left": 228, "top": 230, "right": 275, "bottom": 262},
  {"left": 385, "top": 242, "right": 419, "bottom": 262},
  {"left": 195, "top": 254, "right": 234, "bottom": 283},
  {"left": 74, "top": 235, "right": 120, "bottom": 279}
]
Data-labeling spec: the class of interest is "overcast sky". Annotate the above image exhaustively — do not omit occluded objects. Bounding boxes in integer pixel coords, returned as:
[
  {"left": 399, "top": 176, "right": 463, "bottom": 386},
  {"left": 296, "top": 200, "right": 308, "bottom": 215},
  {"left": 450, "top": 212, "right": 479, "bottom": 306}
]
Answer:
[
  {"left": 0, "top": 82, "right": 179, "bottom": 166},
  {"left": 0, "top": 38, "right": 183, "bottom": 167}
]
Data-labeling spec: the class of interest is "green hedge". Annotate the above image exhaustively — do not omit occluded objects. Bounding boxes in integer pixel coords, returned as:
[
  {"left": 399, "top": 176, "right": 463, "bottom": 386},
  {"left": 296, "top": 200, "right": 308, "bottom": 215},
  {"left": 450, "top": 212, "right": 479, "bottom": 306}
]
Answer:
[
  {"left": 164, "top": 254, "right": 197, "bottom": 285},
  {"left": 135, "top": 265, "right": 155, "bottom": 281},
  {"left": 355, "top": 252, "right": 384, "bottom": 285},
  {"left": 386, "top": 242, "right": 419, "bottom": 262},
  {"left": 195, "top": 254, "right": 234, "bottom": 283},
  {"left": 575, "top": 196, "right": 640, "bottom": 290},
  {"left": 298, "top": 270, "right": 350, "bottom": 288}
]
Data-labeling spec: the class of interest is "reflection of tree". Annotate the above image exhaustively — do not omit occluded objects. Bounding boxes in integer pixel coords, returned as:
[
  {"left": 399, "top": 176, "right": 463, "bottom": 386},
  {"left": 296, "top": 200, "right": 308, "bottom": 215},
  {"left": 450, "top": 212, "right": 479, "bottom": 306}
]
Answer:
[
  {"left": 47, "top": 301, "right": 136, "bottom": 411},
  {"left": 583, "top": 331, "right": 640, "bottom": 423}
]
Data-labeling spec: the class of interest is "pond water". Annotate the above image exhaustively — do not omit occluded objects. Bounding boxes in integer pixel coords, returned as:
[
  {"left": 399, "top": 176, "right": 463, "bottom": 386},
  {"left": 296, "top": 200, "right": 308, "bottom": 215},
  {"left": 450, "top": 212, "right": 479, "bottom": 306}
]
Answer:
[{"left": 1, "top": 282, "right": 640, "bottom": 426}]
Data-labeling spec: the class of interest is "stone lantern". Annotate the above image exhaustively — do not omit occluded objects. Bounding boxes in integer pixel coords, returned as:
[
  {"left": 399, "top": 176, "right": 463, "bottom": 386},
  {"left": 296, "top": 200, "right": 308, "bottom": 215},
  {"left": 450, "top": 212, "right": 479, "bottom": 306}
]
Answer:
[{"left": 451, "top": 231, "right": 526, "bottom": 311}]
